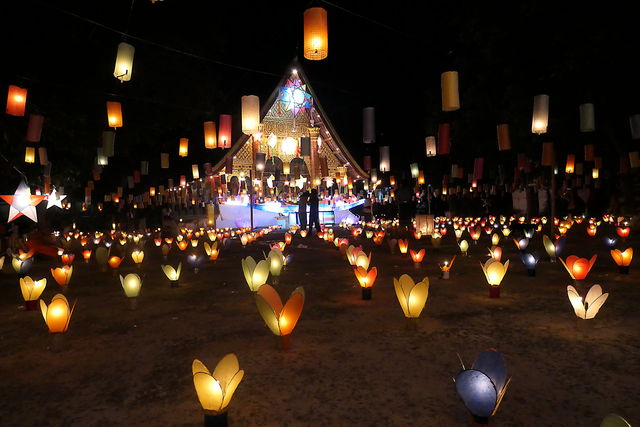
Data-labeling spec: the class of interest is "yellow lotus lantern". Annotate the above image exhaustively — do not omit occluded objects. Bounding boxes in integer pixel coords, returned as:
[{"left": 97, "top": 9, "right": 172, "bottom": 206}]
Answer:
[
  {"left": 501, "top": 227, "right": 511, "bottom": 237},
  {"left": 177, "top": 240, "right": 188, "bottom": 251},
  {"left": 354, "top": 266, "right": 377, "bottom": 299},
  {"left": 611, "top": 248, "right": 632, "bottom": 274},
  {"left": 491, "top": 233, "right": 500, "bottom": 246},
  {"left": 439, "top": 256, "right": 456, "bottom": 279},
  {"left": 51, "top": 266, "right": 73, "bottom": 288},
  {"left": 346, "top": 245, "right": 362, "bottom": 266},
  {"left": 120, "top": 273, "right": 142, "bottom": 308},
  {"left": 161, "top": 262, "right": 182, "bottom": 287},
  {"left": 542, "top": 235, "right": 560, "bottom": 261},
  {"left": 40, "top": 294, "right": 76, "bottom": 333},
  {"left": 567, "top": 284, "right": 608, "bottom": 319},
  {"left": 20, "top": 276, "right": 47, "bottom": 310},
  {"left": 398, "top": 238, "right": 409, "bottom": 254},
  {"left": 300, "top": 229, "right": 308, "bottom": 238},
  {"left": 354, "top": 251, "right": 372, "bottom": 270},
  {"left": 131, "top": 249, "right": 144, "bottom": 266},
  {"left": 255, "top": 284, "right": 305, "bottom": 349},
  {"left": 393, "top": 274, "right": 429, "bottom": 318},
  {"left": 192, "top": 354, "right": 244, "bottom": 424},
  {"left": 241, "top": 256, "right": 270, "bottom": 292},
  {"left": 240, "top": 233, "right": 249, "bottom": 247},
  {"left": 560, "top": 255, "right": 597, "bottom": 282},
  {"left": 204, "top": 242, "right": 219, "bottom": 260},
  {"left": 268, "top": 249, "right": 284, "bottom": 280},
  {"left": 480, "top": 259, "right": 509, "bottom": 298},
  {"left": 190, "top": 239, "right": 199, "bottom": 248},
  {"left": 459, "top": 239, "right": 469, "bottom": 256}
]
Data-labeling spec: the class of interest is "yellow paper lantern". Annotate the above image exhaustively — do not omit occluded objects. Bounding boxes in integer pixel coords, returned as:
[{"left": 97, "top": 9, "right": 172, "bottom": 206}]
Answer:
[
  {"left": 204, "top": 121, "right": 217, "bottom": 149},
  {"left": 40, "top": 294, "right": 76, "bottom": 334},
  {"left": 531, "top": 94, "right": 549, "bottom": 134},
  {"left": 303, "top": 7, "right": 328, "bottom": 60},
  {"left": 113, "top": 42, "right": 135, "bottom": 82},
  {"left": 441, "top": 71, "right": 460, "bottom": 112},
  {"left": 565, "top": 154, "right": 575, "bottom": 173},
  {"left": 20, "top": 276, "right": 47, "bottom": 307},
  {"left": 241, "top": 256, "right": 270, "bottom": 291},
  {"left": 25, "top": 146, "right": 35, "bottom": 163},
  {"left": 192, "top": 354, "right": 244, "bottom": 415},
  {"left": 393, "top": 274, "right": 429, "bottom": 318},
  {"left": 120, "top": 273, "right": 142, "bottom": 298},
  {"left": 567, "top": 284, "right": 608, "bottom": 319},
  {"left": 179, "top": 138, "right": 189, "bottom": 157},
  {"left": 241, "top": 95, "right": 260, "bottom": 136}
]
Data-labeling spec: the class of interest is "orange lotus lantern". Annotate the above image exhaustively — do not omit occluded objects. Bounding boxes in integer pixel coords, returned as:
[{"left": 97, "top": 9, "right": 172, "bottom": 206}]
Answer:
[
  {"left": 299, "top": 229, "right": 308, "bottom": 238},
  {"left": 398, "top": 239, "right": 409, "bottom": 254},
  {"left": 587, "top": 225, "right": 597, "bottom": 236},
  {"left": 616, "top": 226, "right": 630, "bottom": 238},
  {"left": 40, "top": 294, "right": 76, "bottom": 336},
  {"left": 488, "top": 246, "right": 502, "bottom": 262},
  {"left": 354, "top": 266, "right": 377, "bottom": 300},
  {"left": 108, "top": 256, "right": 123, "bottom": 273},
  {"left": 82, "top": 249, "right": 92, "bottom": 263},
  {"left": 439, "top": 256, "right": 456, "bottom": 279},
  {"left": 560, "top": 255, "right": 597, "bottom": 282},
  {"left": 61, "top": 253, "right": 75, "bottom": 265},
  {"left": 177, "top": 240, "right": 189, "bottom": 251},
  {"left": 410, "top": 249, "right": 425, "bottom": 267},
  {"left": 51, "top": 266, "right": 73, "bottom": 288},
  {"left": 255, "top": 284, "right": 305, "bottom": 350},
  {"left": 611, "top": 248, "right": 632, "bottom": 274},
  {"left": 204, "top": 242, "right": 219, "bottom": 260},
  {"left": 285, "top": 233, "right": 292, "bottom": 245}
]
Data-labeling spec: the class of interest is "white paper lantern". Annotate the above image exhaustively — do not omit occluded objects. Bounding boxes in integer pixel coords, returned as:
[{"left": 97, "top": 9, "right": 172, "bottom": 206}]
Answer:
[
  {"left": 532, "top": 94, "right": 549, "bottom": 134},
  {"left": 579, "top": 103, "right": 595, "bottom": 132},
  {"left": 241, "top": 95, "right": 260, "bottom": 136},
  {"left": 363, "top": 107, "right": 375, "bottom": 144},
  {"left": 113, "top": 42, "right": 135, "bottom": 82},
  {"left": 630, "top": 114, "right": 640, "bottom": 140},
  {"left": 425, "top": 136, "right": 436, "bottom": 157},
  {"left": 379, "top": 146, "right": 390, "bottom": 172}
]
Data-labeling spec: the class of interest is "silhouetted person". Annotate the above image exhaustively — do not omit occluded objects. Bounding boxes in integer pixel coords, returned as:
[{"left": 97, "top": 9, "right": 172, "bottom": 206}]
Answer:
[
  {"left": 298, "top": 191, "right": 309, "bottom": 229},
  {"left": 308, "top": 189, "right": 321, "bottom": 234}
]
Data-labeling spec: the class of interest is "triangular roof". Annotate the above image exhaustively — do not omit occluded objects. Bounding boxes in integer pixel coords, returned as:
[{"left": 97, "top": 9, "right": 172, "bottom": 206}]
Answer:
[{"left": 211, "top": 58, "right": 368, "bottom": 179}]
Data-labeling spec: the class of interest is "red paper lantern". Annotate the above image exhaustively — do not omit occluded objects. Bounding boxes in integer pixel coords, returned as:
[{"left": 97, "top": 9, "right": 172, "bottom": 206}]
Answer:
[
  {"left": 218, "top": 114, "right": 232, "bottom": 148},
  {"left": 437, "top": 123, "right": 450, "bottom": 155},
  {"left": 26, "top": 114, "right": 44, "bottom": 142}
]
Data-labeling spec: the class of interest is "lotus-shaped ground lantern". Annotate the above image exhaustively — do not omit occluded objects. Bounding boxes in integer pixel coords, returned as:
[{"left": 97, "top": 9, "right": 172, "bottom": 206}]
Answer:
[{"left": 393, "top": 274, "right": 429, "bottom": 318}]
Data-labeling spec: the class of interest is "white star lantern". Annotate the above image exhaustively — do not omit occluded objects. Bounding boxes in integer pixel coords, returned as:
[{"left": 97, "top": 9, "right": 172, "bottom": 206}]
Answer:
[
  {"left": 295, "top": 176, "right": 307, "bottom": 190},
  {"left": 0, "top": 182, "right": 46, "bottom": 223},
  {"left": 46, "top": 188, "right": 67, "bottom": 209}
]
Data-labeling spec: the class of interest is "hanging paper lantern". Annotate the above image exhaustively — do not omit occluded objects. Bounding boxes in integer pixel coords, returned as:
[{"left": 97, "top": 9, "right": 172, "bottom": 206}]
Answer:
[
  {"left": 179, "top": 138, "right": 189, "bottom": 157},
  {"left": 38, "top": 147, "right": 48, "bottom": 166},
  {"left": 441, "top": 71, "right": 460, "bottom": 111},
  {"left": 218, "top": 114, "right": 232, "bottom": 148},
  {"left": 192, "top": 354, "right": 244, "bottom": 422},
  {"left": 363, "top": 107, "right": 375, "bottom": 144},
  {"left": 281, "top": 137, "right": 298, "bottom": 155},
  {"left": 565, "top": 154, "right": 575, "bottom": 173},
  {"left": 410, "top": 163, "right": 419, "bottom": 179},
  {"left": 161, "top": 153, "right": 169, "bottom": 169},
  {"left": 97, "top": 148, "right": 108, "bottom": 166},
  {"left": 192, "top": 164, "right": 200, "bottom": 179},
  {"left": 629, "top": 152, "right": 640, "bottom": 168},
  {"left": 102, "top": 130, "right": 116, "bottom": 156},
  {"left": 24, "top": 147, "right": 35, "bottom": 164},
  {"left": 113, "top": 42, "right": 135, "bottom": 82},
  {"left": 425, "top": 136, "right": 436, "bottom": 157},
  {"left": 437, "top": 123, "right": 450, "bottom": 155},
  {"left": 541, "top": 142, "right": 554, "bottom": 167},
  {"left": 106, "top": 101, "right": 123, "bottom": 128},
  {"left": 531, "top": 94, "right": 549, "bottom": 134},
  {"left": 584, "top": 144, "right": 595, "bottom": 162},
  {"left": 255, "top": 153, "right": 266, "bottom": 171},
  {"left": 497, "top": 124, "right": 511, "bottom": 151},
  {"left": 592, "top": 168, "right": 599, "bottom": 179},
  {"left": 418, "top": 171, "right": 425, "bottom": 185},
  {"left": 204, "top": 121, "right": 217, "bottom": 149},
  {"left": 303, "top": 7, "right": 328, "bottom": 60},
  {"left": 26, "top": 114, "right": 44, "bottom": 142},
  {"left": 579, "top": 103, "right": 595, "bottom": 132},
  {"left": 241, "top": 95, "right": 260, "bottom": 136},
  {"left": 6, "top": 85, "right": 27, "bottom": 116},
  {"left": 567, "top": 284, "right": 608, "bottom": 319},
  {"left": 379, "top": 146, "right": 390, "bottom": 172},
  {"left": 629, "top": 114, "right": 640, "bottom": 140}
]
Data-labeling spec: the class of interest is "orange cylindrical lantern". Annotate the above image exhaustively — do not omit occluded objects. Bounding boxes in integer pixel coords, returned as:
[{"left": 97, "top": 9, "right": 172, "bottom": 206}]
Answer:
[
  {"left": 497, "top": 124, "right": 511, "bottom": 151},
  {"left": 303, "top": 7, "right": 328, "bottom": 61},
  {"left": 584, "top": 144, "right": 595, "bottom": 162},
  {"left": 204, "top": 121, "right": 217, "bottom": 149},
  {"left": 218, "top": 114, "right": 232, "bottom": 148},
  {"left": 541, "top": 142, "right": 554, "bottom": 167},
  {"left": 6, "top": 85, "right": 27, "bottom": 116},
  {"left": 179, "top": 138, "right": 189, "bottom": 157},
  {"left": 25, "top": 147, "right": 36, "bottom": 164},
  {"left": 106, "top": 101, "right": 123, "bottom": 128},
  {"left": 565, "top": 154, "right": 576, "bottom": 173}
]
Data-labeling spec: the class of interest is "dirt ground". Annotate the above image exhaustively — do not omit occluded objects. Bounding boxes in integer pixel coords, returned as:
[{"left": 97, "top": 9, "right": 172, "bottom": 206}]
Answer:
[{"left": 0, "top": 223, "right": 638, "bottom": 426}]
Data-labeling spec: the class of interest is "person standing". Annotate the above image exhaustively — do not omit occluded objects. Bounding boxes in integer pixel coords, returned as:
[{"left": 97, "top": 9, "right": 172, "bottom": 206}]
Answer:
[
  {"left": 298, "top": 191, "right": 308, "bottom": 229},
  {"left": 308, "top": 189, "right": 321, "bottom": 233}
]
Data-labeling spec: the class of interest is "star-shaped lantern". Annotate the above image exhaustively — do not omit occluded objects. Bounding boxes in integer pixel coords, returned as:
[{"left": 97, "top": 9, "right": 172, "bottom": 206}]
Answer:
[
  {"left": 46, "top": 188, "right": 67, "bottom": 209},
  {"left": 1, "top": 182, "right": 46, "bottom": 223},
  {"left": 279, "top": 78, "right": 312, "bottom": 116}
]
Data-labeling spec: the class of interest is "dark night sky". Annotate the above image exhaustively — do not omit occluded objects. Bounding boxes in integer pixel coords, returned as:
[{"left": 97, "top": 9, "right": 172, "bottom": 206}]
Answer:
[{"left": 2, "top": 0, "right": 639, "bottom": 197}]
